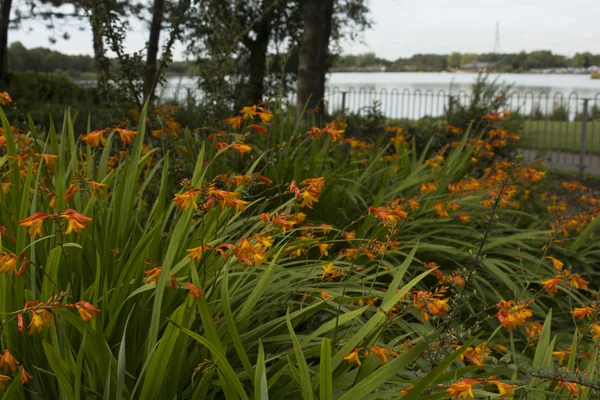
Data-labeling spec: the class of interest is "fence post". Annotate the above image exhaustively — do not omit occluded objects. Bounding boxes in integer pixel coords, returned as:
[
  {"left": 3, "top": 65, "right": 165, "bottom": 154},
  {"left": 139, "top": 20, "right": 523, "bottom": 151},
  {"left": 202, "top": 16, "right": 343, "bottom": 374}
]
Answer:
[
  {"left": 578, "top": 98, "right": 589, "bottom": 180},
  {"left": 187, "top": 88, "right": 192, "bottom": 109},
  {"left": 341, "top": 91, "right": 347, "bottom": 117}
]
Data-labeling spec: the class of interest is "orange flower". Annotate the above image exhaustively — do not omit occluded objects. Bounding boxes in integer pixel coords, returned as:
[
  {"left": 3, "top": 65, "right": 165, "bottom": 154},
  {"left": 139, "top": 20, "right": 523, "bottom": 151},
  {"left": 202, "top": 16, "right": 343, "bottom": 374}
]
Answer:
[
  {"left": 420, "top": 181, "right": 438, "bottom": 193},
  {"left": 0, "top": 350, "right": 20, "bottom": 373},
  {"left": 557, "top": 380, "right": 579, "bottom": 397},
  {"left": 257, "top": 107, "right": 273, "bottom": 123},
  {"left": 0, "top": 91, "right": 12, "bottom": 106},
  {"left": 81, "top": 130, "right": 107, "bottom": 147},
  {"left": 458, "top": 213, "right": 471, "bottom": 224},
  {"left": 447, "top": 378, "right": 479, "bottom": 399},
  {"left": 75, "top": 301, "right": 101, "bottom": 322},
  {"left": 173, "top": 189, "right": 200, "bottom": 211},
  {"left": 116, "top": 128, "right": 138, "bottom": 145},
  {"left": 19, "top": 212, "right": 51, "bottom": 237},
  {"left": 144, "top": 267, "right": 162, "bottom": 285},
  {"left": 342, "top": 348, "right": 362, "bottom": 365},
  {"left": 28, "top": 310, "right": 53, "bottom": 335},
  {"left": 525, "top": 321, "right": 543, "bottom": 340},
  {"left": 571, "top": 306, "right": 593, "bottom": 320},
  {"left": 184, "top": 282, "right": 204, "bottom": 298},
  {"left": 240, "top": 105, "right": 257, "bottom": 120},
  {"left": 541, "top": 275, "right": 563, "bottom": 295},
  {"left": 369, "top": 346, "right": 397, "bottom": 365},
  {"left": 231, "top": 143, "right": 252, "bottom": 155},
  {"left": 247, "top": 124, "right": 267, "bottom": 135},
  {"left": 64, "top": 182, "right": 84, "bottom": 202},
  {"left": 590, "top": 323, "right": 600, "bottom": 341},
  {"left": 546, "top": 256, "right": 563, "bottom": 273},
  {"left": 40, "top": 154, "right": 59, "bottom": 167},
  {"left": 224, "top": 116, "right": 243, "bottom": 129},
  {"left": 187, "top": 244, "right": 210, "bottom": 261},
  {"left": 288, "top": 180, "right": 301, "bottom": 200},
  {"left": 60, "top": 209, "right": 92, "bottom": 234},
  {"left": 19, "top": 367, "right": 32, "bottom": 385},
  {"left": 461, "top": 343, "right": 490, "bottom": 366},
  {"left": 490, "top": 380, "right": 517, "bottom": 399},
  {"left": 0, "top": 252, "right": 18, "bottom": 275},
  {"left": 89, "top": 181, "right": 109, "bottom": 197},
  {"left": 552, "top": 348, "right": 570, "bottom": 365},
  {"left": 319, "top": 290, "right": 334, "bottom": 300},
  {"left": 568, "top": 274, "right": 589, "bottom": 290},
  {"left": 0, "top": 375, "right": 11, "bottom": 390},
  {"left": 496, "top": 300, "right": 533, "bottom": 331}
]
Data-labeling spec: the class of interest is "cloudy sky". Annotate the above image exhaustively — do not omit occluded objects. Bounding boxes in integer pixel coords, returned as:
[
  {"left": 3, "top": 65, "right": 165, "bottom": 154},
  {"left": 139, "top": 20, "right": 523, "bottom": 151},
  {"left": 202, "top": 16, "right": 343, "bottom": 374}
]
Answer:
[{"left": 9, "top": 0, "right": 600, "bottom": 60}]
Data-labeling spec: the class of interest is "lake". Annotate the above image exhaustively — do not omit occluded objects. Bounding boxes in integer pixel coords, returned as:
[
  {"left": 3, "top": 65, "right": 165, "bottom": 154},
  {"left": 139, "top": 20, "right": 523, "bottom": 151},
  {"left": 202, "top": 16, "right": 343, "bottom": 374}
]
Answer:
[{"left": 164, "top": 72, "right": 600, "bottom": 119}]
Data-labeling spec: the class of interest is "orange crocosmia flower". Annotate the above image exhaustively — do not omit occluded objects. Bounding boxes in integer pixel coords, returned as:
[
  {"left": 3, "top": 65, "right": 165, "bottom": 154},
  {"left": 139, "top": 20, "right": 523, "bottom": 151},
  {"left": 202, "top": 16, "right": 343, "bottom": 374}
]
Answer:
[
  {"left": 319, "top": 290, "right": 334, "bottom": 300},
  {"left": 288, "top": 180, "right": 301, "bottom": 200},
  {"left": 64, "top": 182, "right": 84, "bottom": 202},
  {"left": 300, "top": 190, "right": 319, "bottom": 208},
  {"left": 546, "top": 256, "right": 564, "bottom": 273},
  {"left": 231, "top": 143, "right": 252, "bottom": 155},
  {"left": 257, "top": 107, "right": 273, "bottom": 123},
  {"left": 0, "top": 91, "right": 12, "bottom": 106},
  {"left": 496, "top": 300, "right": 533, "bottom": 331},
  {"left": 81, "top": 130, "right": 107, "bottom": 147},
  {"left": 321, "top": 262, "right": 337, "bottom": 280},
  {"left": 20, "top": 367, "right": 32, "bottom": 385},
  {"left": 28, "top": 311, "right": 46, "bottom": 335},
  {"left": 590, "top": 323, "right": 600, "bottom": 341},
  {"left": 184, "top": 282, "right": 204, "bottom": 298},
  {"left": 571, "top": 306, "right": 593, "bottom": 320},
  {"left": 247, "top": 124, "right": 267, "bottom": 135},
  {"left": 90, "top": 181, "right": 109, "bottom": 197},
  {"left": 19, "top": 212, "right": 51, "bottom": 237},
  {"left": 420, "top": 181, "right": 438, "bottom": 193},
  {"left": 490, "top": 380, "right": 517, "bottom": 399},
  {"left": 458, "top": 213, "right": 471, "bottom": 224},
  {"left": 525, "top": 321, "right": 543, "bottom": 340},
  {"left": 552, "top": 348, "right": 570, "bottom": 365},
  {"left": 40, "top": 154, "right": 59, "bottom": 167},
  {"left": 461, "top": 342, "right": 490, "bottom": 366},
  {"left": 232, "top": 174, "right": 253, "bottom": 187},
  {"left": 0, "top": 375, "right": 11, "bottom": 390},
  {"left": 0, "top": 350, "right": 20, "bottom": 373},
  {"left": 557, "top": 380, "right": 579, "bottom": 397},
  {"left": 240, "top": 105, "right": 257, "bottom": 120},
  {"left": 187, "top": 244, "right": 210, "bottom": 261},
  {"left": 224, "top": 116, "right": 243, "bottom": 129},
  {"left": 60, "top": 209, "right": 92, "bottom": 234},
  {"left": 447, "top": 378, "right": 479, "bottom": 399},
  {"left": 75, "top": 301, "right": 101, "bottom": 322},
  {"left": 115, "top": 128, "right": 138, "bottom": 145},
  {"left": 369, "top": 346, "right": 397, "bottom": 365},
  {"left": 541, "top": 275, "right": 563, "bottom": 295},
  {"left": 144, "top": 267, "right": 162, "bottom": 285},
  {"left": 173, "top": 189, "right": 200, "bottom": 211},
  {"left": 569, "top": 274, "right": 589, "bottom": 290},
  {"left": 342, "top": 348, "right": 362, "bottom": 365}
]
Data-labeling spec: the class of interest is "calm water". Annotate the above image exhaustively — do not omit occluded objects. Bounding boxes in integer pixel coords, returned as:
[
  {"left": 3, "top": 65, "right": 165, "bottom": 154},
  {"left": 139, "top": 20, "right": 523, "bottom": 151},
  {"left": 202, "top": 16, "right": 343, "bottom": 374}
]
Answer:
[
  {"left": 164, "top": 72, "right": 600, "bottom": 119},
  {"left": 326, "top": 72, "right": 600, "bottom": 97}
]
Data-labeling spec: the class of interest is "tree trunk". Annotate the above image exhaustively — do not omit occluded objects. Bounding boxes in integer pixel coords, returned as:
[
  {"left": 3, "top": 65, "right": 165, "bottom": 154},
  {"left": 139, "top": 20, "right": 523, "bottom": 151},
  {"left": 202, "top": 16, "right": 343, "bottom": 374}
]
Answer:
[
  {"left": 0, "top": 0, "right": 12, "bottom": 82},
  {"left": 244, "top": 15, "right": 270, "bottom": 106},
  {"left": 296, "top": 0, "right": 334, "bottom": 119},
  {"left": 89, "top": 3, "right": 110, "bottom": 103},
  {"left": 144, "top": 0, "right": 166, "bottom": 99}
]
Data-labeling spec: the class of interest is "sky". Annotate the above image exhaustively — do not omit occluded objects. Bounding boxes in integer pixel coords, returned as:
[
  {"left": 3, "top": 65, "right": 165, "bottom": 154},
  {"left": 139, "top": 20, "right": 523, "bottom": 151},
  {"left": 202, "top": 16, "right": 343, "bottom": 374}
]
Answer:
[{"left": 8, "top": 0, "right": 600, "bottom": 61}]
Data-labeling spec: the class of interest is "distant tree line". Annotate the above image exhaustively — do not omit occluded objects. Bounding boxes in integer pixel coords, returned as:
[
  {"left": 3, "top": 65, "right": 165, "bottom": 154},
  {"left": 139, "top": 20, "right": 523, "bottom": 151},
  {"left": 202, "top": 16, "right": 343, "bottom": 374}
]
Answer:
[
  {"left": 332, "top": 51, "right": 600, "bottom": 72},
  {"left": 6, "top": 41, "right": 196, "bottom": 78}
]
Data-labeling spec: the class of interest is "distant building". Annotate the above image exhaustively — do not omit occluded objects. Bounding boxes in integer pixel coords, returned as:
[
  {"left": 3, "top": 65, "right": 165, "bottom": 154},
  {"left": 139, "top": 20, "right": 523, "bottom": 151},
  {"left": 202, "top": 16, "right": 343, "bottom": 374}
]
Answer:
[{"left": 460, "top": 62, "right": 492, "bottom": 72}]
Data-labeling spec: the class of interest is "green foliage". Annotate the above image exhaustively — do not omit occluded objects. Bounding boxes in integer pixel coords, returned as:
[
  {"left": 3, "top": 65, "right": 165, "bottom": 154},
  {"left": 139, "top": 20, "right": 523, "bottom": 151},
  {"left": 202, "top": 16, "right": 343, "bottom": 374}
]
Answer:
[{"left": 0, "top": 95, "right": 599, "bottom": 399}]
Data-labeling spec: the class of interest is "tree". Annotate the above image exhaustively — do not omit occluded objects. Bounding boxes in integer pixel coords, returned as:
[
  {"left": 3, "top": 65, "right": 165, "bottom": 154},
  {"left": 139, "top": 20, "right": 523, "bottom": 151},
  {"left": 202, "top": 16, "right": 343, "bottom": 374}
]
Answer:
[
  {"left": 144, "top": 0, "right": 166, "bottom": 97},
  {"left": 447, "top": 52, "right": 462, "bottom": 69},
  {"left": 0, "top": 0, "right": 12, "bottom": 81},
  {"left": 296, "top": 0, "right": 334, "bottom": 117}
]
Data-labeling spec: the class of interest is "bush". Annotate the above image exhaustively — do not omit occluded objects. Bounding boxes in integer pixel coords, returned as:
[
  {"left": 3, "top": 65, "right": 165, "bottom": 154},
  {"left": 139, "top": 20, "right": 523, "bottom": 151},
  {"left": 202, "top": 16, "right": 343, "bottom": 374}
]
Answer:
[{"left": 1, "top": 95, "right": 599, "bottom": 399}]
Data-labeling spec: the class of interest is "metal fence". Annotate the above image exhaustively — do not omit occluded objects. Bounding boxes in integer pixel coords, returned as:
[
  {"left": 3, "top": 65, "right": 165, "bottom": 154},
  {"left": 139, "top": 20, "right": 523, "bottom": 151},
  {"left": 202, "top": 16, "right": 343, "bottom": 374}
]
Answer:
[{"left": 157, "top": 84, "right": 600, "bottom": 177}]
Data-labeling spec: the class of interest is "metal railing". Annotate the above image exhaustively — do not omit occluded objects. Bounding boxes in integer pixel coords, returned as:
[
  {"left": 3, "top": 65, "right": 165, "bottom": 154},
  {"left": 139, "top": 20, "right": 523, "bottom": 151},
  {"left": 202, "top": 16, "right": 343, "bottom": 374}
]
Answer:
[{"left": 156, "top": 84, "right": 600, "bottom": 177}]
